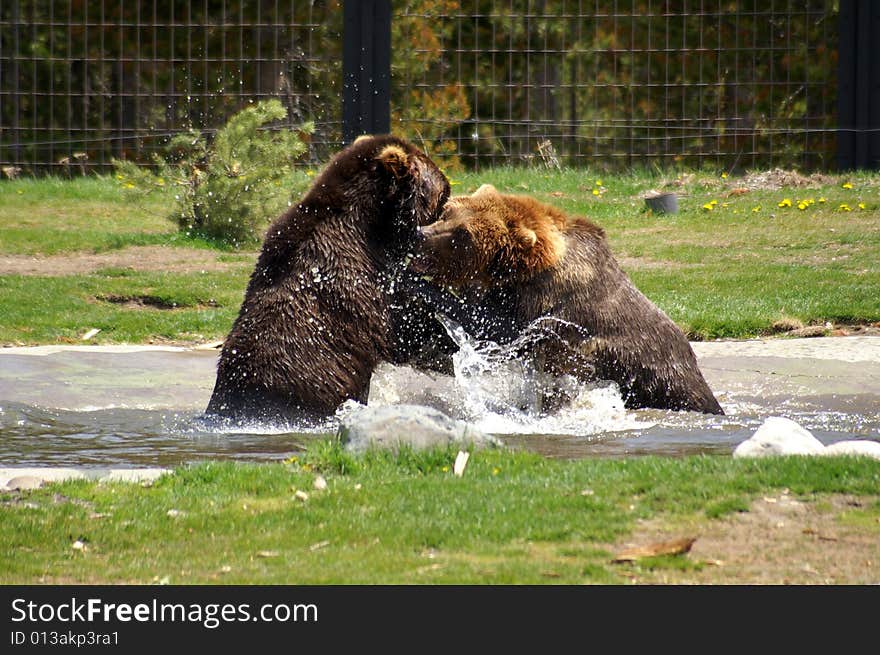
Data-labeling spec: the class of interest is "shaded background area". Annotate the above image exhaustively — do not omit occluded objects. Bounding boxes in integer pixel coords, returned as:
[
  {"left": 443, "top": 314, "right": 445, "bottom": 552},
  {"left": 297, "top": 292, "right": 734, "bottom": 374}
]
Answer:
[{"left": 0, "top": 1, "right": 852, "bottom": 174}]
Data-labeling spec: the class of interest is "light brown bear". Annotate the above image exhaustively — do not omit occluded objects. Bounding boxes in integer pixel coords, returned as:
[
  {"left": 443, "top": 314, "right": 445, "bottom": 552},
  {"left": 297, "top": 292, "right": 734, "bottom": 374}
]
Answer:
[{"left": 411, "top": 184, "right": 724, "bottom": 415}]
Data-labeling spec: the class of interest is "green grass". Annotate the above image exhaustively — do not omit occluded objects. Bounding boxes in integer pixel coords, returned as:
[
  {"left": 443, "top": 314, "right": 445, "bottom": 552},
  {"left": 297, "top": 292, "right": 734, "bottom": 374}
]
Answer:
[
  {"left": 1, "top": 168, "right": 878, "bottom": 344},
  {"left": 0, "top": 270, "right": 249, "bottom": 344},
  {"left": 1, "top": 444, "right": 878, "bottom": 584}
]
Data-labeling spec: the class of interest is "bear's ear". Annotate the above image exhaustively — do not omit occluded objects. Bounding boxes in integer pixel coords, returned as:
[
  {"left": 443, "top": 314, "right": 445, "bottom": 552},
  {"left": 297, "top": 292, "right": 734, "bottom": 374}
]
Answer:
[
  {"left": 472, "top": 184, "right": 499, "bottom": 198},
  {"left": 353, "top": 134, "right": 373, "bottom": 145},
  {"left": 512, "top": 226, "right": 538, "bottom": 248},
  {"left": 376, "top": 144, "right": 410, "bottom": 178}
]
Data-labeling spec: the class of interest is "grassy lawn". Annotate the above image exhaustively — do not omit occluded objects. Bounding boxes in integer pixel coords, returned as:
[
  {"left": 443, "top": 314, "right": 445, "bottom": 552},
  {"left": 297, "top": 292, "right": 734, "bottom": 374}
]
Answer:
[
  {"left": 1, "top": 168, "right": 878, "bottom": 344},
  {"left": 1, "top": 168, "right": 879, "bottom": 586},
  {"left": 2, "top": 444, "right": 878, "bottom": 584}
]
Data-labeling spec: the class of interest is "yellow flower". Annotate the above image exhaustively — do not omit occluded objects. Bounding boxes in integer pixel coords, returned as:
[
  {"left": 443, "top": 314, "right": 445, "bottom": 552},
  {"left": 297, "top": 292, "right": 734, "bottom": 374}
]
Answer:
[
  {"left": 751, "top": 206, "right": 761, "bottom": 213},
  {"left": 842, "top": 182, "right": 853, "bottom": 189},
  {"left": 124, "top": 183, "right": 135, "bottom": 189},
  {"left": 441, "top": 466, "right": 449, "bottom": 473},
  {"left": 838, "top": 203, "right": 852, "bottom": 212},
  {"left": 492, "top": 467, "right": 501, "bottom": 476},
  {"left": 710, "top": 199, "right": 718, "bottom": 206},
  {"left": 721, "top": 172, "right": 728, "bottom": 179},
  {"left": 595, "top": 179, "right": 603, "bottom": 186},
  {"left": 818, "top": 197, "right": 826, "bottom": 203},
  {"left": 306, "top": 170, "right": 316, "bottom": 177},
  {"left": 157, "top": 178, "right": 165, "bottom": 186},
  {"left": 858, "top": 202, "right": 866, "bottom": 210},
  {"left": 592, "top": 188, "right": 600, "bottom": 196},
  {"left": 778, "top": 198, "right": 792, "bottom": 208},
  {"left": 797, "top": 201, "right": 808, "bottom": 210},
  {"left": 702, "top": 203, "right": 714, "bottom": 211}
]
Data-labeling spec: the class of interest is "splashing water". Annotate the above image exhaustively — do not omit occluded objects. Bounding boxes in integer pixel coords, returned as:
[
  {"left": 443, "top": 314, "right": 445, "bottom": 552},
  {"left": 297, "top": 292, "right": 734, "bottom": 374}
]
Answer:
[{"left": 367, "top": 315, "right": 652, "bottom": 437}]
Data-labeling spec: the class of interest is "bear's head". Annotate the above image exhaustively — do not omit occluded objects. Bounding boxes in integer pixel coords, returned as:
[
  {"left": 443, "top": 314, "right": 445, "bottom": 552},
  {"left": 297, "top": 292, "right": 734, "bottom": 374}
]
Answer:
[
  {"left": 412, "top": 184, "right": 568, "bottom": 285},
  {"left": 312, "top": 135, "right": 451, "bottom": 251}
]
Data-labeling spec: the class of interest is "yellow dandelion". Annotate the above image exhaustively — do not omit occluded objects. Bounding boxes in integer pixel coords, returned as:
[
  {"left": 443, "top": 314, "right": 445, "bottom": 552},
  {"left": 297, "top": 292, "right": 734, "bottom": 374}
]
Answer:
[
  {"left": 595, "top": 179, "right": 603, "bottom": 186},
  {"left": 838, "top": 203, "right": 852, "bottom": 212},
  {"left": 441, "top": 466, "right": 449, "bottom": 473},
  {"left": 842, "top": 182, "right": 853, "bottom": 189},
  {"left": 751, "top": 206, "right": 761, "bottom": 213},
  {"left": 721, "top": 202, "right": 729, "bottom": 208},
  {"left": 858, "top": 202, "right": 866, "bottom": 210},
  {"left": 592, "top": 188, "right": 600, "bottom": 196},
  {"left": 492, "top": 467, "right": 501, "bottom": 476},
  {"left": 797, "top": 202, "right": 807, "bottom": 210},
  {"left": 306, "top": 170, "right": 316, "bottom": 177},
  {"left": 157, "top": 178, "right": 165, "bottom": 186},
  {"left": 124, "top": 183, "right": 135, "bottom": 189},
  {"left": 778, "top": 198, "right": 792, "bottom": 208},
  {"left": 710, "top": 199, "right": 718, "bottom": 206},
  {"left": 721, "top": 172, "right": 728, "bottom": 179},
  {"left": 818, "top": 197, "right": 826, "bottom": 203},
  {"left": 702, "top": 203, "right": 714, "bottom": 211}
]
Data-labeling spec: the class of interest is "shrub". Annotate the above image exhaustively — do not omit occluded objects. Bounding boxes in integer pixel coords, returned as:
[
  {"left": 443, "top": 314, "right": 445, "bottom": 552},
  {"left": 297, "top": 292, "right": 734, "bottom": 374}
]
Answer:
[{"left": 114, "top": 100, "right": 313, "bottom": 248}]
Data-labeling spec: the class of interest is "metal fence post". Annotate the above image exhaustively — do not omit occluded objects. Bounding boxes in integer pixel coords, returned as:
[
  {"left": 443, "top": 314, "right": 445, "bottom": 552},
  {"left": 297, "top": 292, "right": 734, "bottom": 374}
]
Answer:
[
  {"left": 342, "top": 0, "right": 391, "bottom": 144},
  {"left": 838, "top": 0, "right": 880, "bottom": 170}
]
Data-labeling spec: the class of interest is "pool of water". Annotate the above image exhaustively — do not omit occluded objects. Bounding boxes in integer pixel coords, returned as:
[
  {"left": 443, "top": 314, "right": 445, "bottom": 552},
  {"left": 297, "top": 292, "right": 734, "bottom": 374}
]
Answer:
[{"left": 1, "top": 337, "right": 879, "bottom": 468}]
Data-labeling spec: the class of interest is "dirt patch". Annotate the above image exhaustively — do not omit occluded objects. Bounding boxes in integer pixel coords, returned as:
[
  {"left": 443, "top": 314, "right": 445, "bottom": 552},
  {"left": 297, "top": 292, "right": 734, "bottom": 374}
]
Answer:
[
  {"left": 0, "top": 245, "right": 256, "bottom": 276},
  {"left": 95, "top": 293, "right": 220, "bottom": 311},
  {"left": 611, "top": 493, "right": 880, "bottom": 584},
  {"left": 736, "top": 168, "right": 837, "bottom": 191},
  {"left": 616, "top": 256, "right": 690, "bottom": 271}
]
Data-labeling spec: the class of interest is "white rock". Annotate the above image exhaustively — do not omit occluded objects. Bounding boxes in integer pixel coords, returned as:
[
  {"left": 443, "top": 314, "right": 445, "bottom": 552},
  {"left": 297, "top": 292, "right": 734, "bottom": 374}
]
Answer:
[
  {"left": 733, "top": 416, "right": 825, "bottom": 458},
  {"left": 338, "top": 404, "right": 500, "bottom": 454},
  {"left": 4, "top": 475, "right": 44, "bottom": 491},
  {"left": 822, "top": 440, "right": 880, "bottom": 460}
]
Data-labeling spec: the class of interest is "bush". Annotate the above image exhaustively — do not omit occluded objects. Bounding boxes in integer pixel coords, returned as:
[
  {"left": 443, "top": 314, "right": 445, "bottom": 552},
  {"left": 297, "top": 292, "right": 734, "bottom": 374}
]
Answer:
[{"left": 114, "top": 100, "right": 313, "bottom": 248}]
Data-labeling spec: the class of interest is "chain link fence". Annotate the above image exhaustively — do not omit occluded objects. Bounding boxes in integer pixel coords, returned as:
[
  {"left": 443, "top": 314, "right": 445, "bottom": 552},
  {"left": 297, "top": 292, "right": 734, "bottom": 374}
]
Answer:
[{"left": 1, "top": 1, "right": 841, "bottom": 175}]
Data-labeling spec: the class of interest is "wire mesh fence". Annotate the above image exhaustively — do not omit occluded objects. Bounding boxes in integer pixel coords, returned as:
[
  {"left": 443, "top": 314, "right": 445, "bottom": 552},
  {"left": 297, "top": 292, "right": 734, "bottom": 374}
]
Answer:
[
  {"left": 392, "top": 0, "right": 838, "bottom": 171},
  {"left": 1, "top": 1, "right": 840, "bottom": 175},
  {"left": 0, "top": 0, "right": 343, "bottom": 175}
]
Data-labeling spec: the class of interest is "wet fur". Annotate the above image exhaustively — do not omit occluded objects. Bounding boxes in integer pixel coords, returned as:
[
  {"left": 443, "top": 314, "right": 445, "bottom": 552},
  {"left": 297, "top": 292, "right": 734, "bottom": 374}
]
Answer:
[
  {"left": 416, "top": 187, "right": 724, "bottom": 415},
  {"left": 205, "top": 135, "right": 452, "bottom": 424}
]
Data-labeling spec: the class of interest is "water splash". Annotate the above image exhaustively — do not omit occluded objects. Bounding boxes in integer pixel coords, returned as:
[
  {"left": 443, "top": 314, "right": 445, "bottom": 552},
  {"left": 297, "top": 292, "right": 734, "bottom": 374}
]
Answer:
[{"left": 367, "top": 315, "right": 652, "bottom": 437}]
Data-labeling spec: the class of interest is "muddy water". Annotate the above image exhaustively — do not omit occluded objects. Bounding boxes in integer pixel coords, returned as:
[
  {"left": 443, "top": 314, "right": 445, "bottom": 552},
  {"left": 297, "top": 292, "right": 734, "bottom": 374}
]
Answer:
[{"left": 0, "top": 337, "right": 878, "bottom": 468}]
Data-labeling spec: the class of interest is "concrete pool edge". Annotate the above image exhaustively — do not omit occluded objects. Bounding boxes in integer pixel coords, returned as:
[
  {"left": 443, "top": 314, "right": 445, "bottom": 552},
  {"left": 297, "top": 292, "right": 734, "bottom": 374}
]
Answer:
[{"left": 1, "top": 467, "right": 171, "bottom": 490}]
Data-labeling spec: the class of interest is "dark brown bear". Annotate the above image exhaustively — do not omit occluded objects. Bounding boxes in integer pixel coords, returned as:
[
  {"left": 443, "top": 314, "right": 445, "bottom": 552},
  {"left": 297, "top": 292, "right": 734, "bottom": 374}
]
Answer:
[
  {"left": 205, "top": 135, "right": 451, "bottom": 424},
  {"left": 412, "top": 184, "right": 724, "bottom": 415}
]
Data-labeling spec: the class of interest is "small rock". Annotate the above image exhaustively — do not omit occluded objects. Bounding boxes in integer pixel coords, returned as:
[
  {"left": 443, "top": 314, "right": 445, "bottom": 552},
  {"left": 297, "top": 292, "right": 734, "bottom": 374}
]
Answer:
[
  {"left": 5, "top": 475, "right": 44, "bottom": 491},
  {"left": 770, "top": 317, "right": 804, "bottom": 333},
  {"left": 71, "top": 540, "right": 87, "bottom": 551},
  {"left": 786, "top": 325, "right": 829, "bottom": 338},
  {"left": 294, "top": 490, "right": 309, "bottom": 502},
  {"left": 313, "top": 475, "right": 327, "bottom": 491},
  {"left": 166, "top": 509, "right": 184, "bottom": 518},
  {"left": 822, "top": 440, "right": 880, "bottom": 460},
  {"left": 733, "top": 416, "right": 825, "bottom": 458},
  {"left": 338, "top": 404, "right": 500, "bottom": 453}
]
